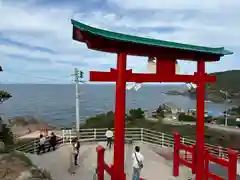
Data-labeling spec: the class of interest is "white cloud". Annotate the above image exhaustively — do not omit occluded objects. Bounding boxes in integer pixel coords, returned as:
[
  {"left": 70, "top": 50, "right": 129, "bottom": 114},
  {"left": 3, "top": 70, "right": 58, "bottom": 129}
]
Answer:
[
  {"left": 0, "top": 0, "right": 239, "bottom": 83},
  {"left": 0, "top": 4, "right": 80, "bottom": 52},
  {"left": 109, "top": 0, "right": 240, "bottom": 10},
  {"left": 106, "top": 0, "right": 240, "bottom": 47}
]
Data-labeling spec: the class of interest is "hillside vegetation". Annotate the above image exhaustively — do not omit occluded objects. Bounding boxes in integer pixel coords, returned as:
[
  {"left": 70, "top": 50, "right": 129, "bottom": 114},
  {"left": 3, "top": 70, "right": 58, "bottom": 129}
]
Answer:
[
  {"left": 83, "top": 108, "right": 240, "bottom": 150},
  {"left": 206, "top": 70, "right": 240, "bottom": 99},
  {"left": 177, "top": 70, "right": 240, "bottom": 102}
]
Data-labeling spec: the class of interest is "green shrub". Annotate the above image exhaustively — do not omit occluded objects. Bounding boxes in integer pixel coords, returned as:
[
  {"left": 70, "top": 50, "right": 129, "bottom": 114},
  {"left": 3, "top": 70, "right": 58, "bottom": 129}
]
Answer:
[
  {"left": 216, "top": 117, "right": 240, "bottom": 126},
  {"left": 82, "top": 108, "right": 146, "bottom": 129},
  {"left": 128, "top": 108, "right": 145, "bottom": 120},
  {"left": 178, "top": 113, "right": 213, "bottom": 123},
  {"left": 0, "top": 90, "right": 12, "bottom": 98},
  {"left": 82, "top": 111, "right": 114, "bottom": 129},
  {"left": 81, "top": 108, "right": 240, "bottom": 150},
  {"left": 178, "top": 113, "right": 196, "bottom": 122},
  {"left": 0, "top": 123, "right": 14, "bottom": 146}
]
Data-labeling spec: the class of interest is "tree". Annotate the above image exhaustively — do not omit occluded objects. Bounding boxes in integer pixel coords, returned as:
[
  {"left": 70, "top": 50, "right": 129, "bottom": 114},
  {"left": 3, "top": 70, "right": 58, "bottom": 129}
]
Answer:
[
  {"left": 83, "top": 111, "right": 114, "bottom": 129},
  {"left": 0, "top": 90, "right": 12, "bottom": 103},
  {"left": 0, "top": 92, "right": 14, "bottom": 151},
  {"left": 226, "top": 106, "right": 240, "bottom": 116},
  {"left": 83, "top": 109, "right": 146, "bottom": 129},
  {"left": 0, "top": 116, "right": 14, "bottom": 152},
  {"left": 0, "top": 91, "right": 12, "bottom": 98},
  {"left": 0, "top": 123, "right": 14, "bottom": 145},
  {"left": 128, "top": 108, "right": 145, "bottom": 120}
]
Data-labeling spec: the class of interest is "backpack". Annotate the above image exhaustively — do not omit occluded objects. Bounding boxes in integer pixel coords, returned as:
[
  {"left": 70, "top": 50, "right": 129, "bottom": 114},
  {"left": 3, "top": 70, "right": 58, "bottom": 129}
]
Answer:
[{"left": 135, "top": 152, "right": 143, "bottom": 169}]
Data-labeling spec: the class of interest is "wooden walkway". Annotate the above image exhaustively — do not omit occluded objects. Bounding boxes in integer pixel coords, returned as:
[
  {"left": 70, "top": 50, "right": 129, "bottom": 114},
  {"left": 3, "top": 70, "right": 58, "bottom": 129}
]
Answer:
[{"left": 25, "top": 142, "right": 192, "bottom": 180}]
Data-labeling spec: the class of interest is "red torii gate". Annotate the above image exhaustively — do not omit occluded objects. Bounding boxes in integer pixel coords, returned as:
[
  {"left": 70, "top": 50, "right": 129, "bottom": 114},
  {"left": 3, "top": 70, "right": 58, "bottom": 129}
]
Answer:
[{"left": 71, "top": 19, "right": 233, "bottom": 180}]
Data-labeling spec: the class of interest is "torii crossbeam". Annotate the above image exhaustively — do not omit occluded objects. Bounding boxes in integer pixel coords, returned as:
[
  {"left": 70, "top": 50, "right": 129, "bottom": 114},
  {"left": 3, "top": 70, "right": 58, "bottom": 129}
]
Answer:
[{"left": 71, "top": 19, "right": 233, "bottom": 180}]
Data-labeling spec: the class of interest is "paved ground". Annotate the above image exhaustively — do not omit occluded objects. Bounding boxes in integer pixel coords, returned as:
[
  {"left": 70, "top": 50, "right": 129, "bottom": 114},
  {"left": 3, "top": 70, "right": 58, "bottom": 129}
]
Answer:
[{"left": 25, "top": 142, "right": 192, "bottom": 180}]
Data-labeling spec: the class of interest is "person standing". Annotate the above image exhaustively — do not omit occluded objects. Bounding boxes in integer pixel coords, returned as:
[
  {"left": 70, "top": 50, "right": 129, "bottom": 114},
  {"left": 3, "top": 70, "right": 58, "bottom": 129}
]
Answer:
[
  {"left": 73, "top": 138, "right": 80, "bottom": 166},
  {"left": 38, "top": 134, "right": 46, "bottom": 154},
  {"left": 68, "top": 138, "right": 80, "bottom": 175},
  {"left": 48, "top": 132, "right": 57, "bottom": 151},
  {"left": 105, "top": 128, "right": 113, "bottom": 149},
  {"left": 132, "top": 146, "right": 144, "bottom": 180},
  {"left": 237, "top": 159, "right": 240, "bottom": 176}
]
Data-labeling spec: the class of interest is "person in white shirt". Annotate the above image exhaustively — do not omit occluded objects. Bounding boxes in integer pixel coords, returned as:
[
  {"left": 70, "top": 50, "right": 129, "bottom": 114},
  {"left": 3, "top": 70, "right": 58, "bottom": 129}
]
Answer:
[
  {"left": 37, "top": 134, "right": 46, "bottom": 154},
  {"left": 132, "top": 146, "right": 144, "bottom": 180},
  {"left": 69, "top": 138, "right": 80, "bottom": 174},
  {"left": 105, "top": 128, "right": 113, "bottom": 149},
  {"left": 237, "top": 159, "right": 240, "bottom": 176}
]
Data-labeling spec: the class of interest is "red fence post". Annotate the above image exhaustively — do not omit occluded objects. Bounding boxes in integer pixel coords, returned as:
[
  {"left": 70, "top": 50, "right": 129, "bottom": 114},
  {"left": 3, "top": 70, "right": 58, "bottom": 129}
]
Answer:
[
  {"left": 192, "top": 145, "right": 196, "bottom": 174},
  {"left": 96, "top": 146, "right": 105, "bottom": 180},
  {"left": 228, "top": 149, "right": 238, "bottom": 180},
  {"left": 204, "top": 149, "right": 209, "bottom": 180},
  {"left": 173, "top": 132, "right": 180, "bottom": 176}
]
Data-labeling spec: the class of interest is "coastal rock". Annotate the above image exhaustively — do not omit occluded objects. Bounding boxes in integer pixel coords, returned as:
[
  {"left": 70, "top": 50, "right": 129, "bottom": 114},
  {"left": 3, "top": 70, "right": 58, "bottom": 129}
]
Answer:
[
  {"left": 0, "top": 152, "right": 52, "bottom": 180},
  {"left": 16, "top": 171, "right": 32, "bottom": 180},
  {"left": 30, "top": 167, "right": 52, "bottom": 180},
  {"left": 15, "top": 167, "right": 53, "bottom": 180},
  {"left": 164, "top": 90, "right": 183, "bottom": 96},
  {"left": 165, "top": 89, "right": 226, "bottom": 103},
  {"left": 0, "top": 152, "right": 30, "bottom": 180},
  {"left": 8, "top": 116, "right": 55, "bottom": 137}
]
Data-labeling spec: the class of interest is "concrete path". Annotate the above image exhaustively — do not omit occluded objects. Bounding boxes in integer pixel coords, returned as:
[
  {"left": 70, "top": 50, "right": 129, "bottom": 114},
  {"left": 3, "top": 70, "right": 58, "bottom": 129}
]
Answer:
[
  {"left": 25, "top": 142, "right": 192, "bottom": 180},
  {"left": 132, "top": 143, "right": 192, "bottom": 180}
]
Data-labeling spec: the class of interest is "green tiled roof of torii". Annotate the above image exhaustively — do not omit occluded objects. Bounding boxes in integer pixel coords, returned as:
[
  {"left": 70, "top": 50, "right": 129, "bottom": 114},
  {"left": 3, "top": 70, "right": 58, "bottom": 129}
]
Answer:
[{"left": 71, "top": 19, "right": 233, "bottom": 56}]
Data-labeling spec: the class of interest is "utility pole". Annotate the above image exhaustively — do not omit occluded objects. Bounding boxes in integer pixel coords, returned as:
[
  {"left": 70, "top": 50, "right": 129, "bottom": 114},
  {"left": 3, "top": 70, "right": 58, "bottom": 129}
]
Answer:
[
  {"left": 0, "top": 66, "right": 2, "bottom": 132},
  {"left": 73, "top": 68, "right": 84, "bottom": 133},
  {"left": 220, "top": 90, "right": 229, "bottom": 126}
]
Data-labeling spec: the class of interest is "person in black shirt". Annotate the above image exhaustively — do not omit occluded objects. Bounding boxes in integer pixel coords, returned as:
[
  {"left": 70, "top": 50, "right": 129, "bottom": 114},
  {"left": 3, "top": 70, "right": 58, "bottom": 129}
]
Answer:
[{"left": 48, "top": 132, "right": 57, "bottom": 152}]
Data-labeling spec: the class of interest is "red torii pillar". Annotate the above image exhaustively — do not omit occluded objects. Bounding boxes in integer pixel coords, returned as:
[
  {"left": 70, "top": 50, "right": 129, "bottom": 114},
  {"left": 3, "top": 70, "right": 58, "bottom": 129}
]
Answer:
[
  {"left": 196, "top": 60, "right": 206, "bottom": 180},
  {"left": 90, "top": 53, "right": 215, "bottom": 180}
]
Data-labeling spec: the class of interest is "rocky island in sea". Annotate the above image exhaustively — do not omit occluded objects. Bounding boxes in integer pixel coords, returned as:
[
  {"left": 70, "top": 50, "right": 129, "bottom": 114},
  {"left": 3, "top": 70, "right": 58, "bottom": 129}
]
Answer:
[{"left": 165, "top": 70, "right": 240, "bottom": 103}]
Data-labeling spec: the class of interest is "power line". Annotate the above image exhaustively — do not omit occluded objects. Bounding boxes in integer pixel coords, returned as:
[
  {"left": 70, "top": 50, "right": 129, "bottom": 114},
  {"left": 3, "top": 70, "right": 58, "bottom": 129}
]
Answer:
[
  {"left": 2, "top": 69, "right": 72, "bottom": 82},
  {"left": 1, "top": 68, "right": 89, "bottom": 84}
]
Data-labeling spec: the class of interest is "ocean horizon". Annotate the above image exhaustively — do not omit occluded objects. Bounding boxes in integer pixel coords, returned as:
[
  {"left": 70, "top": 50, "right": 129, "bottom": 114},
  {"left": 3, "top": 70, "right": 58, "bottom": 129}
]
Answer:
[{"left": 0, "top": 84, "right": 232, "bottom": 128}]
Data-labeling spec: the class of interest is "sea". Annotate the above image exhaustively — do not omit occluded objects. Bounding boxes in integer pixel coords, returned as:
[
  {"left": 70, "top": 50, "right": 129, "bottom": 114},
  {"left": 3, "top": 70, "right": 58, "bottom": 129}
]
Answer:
[{"left": 0, "top": 84, "right": 233, "bottom": 128}]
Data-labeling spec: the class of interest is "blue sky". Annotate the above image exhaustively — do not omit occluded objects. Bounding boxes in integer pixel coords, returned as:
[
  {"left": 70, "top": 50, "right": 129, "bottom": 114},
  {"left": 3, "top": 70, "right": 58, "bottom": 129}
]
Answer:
[{"left": 0, "top": 0, "right": 240, "bottom": 84}]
